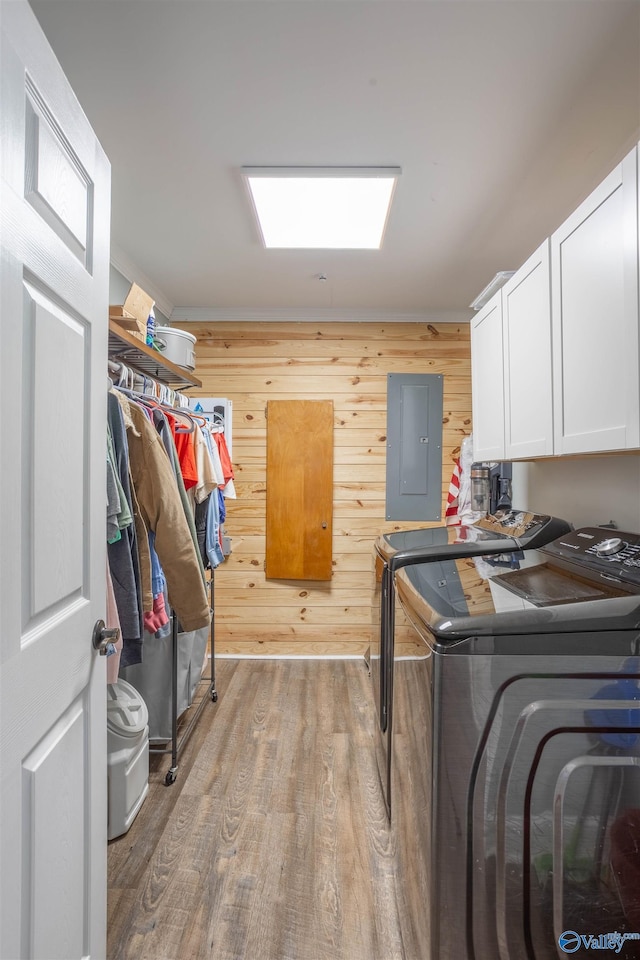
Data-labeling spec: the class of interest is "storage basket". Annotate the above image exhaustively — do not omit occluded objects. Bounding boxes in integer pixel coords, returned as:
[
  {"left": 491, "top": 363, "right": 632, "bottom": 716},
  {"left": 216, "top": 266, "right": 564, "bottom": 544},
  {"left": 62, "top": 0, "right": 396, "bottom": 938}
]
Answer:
[{"left": 156, "top": 325, "right": 197, "bottom": 370}]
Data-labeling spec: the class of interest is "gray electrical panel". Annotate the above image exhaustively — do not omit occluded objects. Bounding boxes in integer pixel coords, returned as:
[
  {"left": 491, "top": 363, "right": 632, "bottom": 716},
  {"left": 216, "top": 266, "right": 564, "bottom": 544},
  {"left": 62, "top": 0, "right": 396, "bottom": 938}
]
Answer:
[{"left": 385, "top": 373, "right": 443, "bottom": 520}]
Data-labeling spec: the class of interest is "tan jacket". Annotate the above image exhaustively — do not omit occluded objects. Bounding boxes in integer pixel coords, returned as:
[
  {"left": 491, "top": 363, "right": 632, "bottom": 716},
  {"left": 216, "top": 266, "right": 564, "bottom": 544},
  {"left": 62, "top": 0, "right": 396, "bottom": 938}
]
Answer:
[{"left": 114, "top": 392, "right": 210, "bottom": 632}]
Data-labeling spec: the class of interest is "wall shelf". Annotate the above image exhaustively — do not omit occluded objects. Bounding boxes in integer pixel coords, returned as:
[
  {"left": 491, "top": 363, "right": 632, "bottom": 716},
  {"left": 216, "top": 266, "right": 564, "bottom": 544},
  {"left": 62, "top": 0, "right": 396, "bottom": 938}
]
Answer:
[{"left": 108, "top": 319, "right": 202, "bottom": 389}]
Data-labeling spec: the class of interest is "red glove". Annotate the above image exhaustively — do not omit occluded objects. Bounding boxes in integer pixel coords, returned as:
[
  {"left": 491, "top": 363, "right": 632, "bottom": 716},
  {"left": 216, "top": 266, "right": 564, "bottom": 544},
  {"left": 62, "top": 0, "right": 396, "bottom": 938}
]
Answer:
[{"left": 143, "top": 592, "right": 169, "bottom": 634}]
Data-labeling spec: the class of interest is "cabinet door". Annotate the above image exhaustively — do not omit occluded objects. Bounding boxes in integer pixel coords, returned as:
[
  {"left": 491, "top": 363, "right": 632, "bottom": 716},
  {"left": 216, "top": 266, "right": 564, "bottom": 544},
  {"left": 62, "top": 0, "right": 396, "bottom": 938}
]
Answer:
[
  {"left": 551, "top": 147, "right": 639, "bottom": 454},
  {"left": 503, "top": 240, "right": 554, "bottom": 458},
  {"left": 471, "top": 292, "right": 505, "bottom": 461}
]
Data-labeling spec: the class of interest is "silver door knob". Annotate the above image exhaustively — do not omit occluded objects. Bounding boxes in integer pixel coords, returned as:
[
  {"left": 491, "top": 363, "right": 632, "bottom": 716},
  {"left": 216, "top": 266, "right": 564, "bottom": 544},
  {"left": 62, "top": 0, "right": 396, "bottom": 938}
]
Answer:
[{"left": 92, "top": 619, "right": 120, "bottom": 656}]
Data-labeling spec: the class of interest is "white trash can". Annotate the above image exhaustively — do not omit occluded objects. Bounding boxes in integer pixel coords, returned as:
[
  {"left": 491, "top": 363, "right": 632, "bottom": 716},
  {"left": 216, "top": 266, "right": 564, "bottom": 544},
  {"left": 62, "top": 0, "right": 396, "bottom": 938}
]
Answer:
[{"left": 107, "top": 679, "right": 149, "bottom": 841}]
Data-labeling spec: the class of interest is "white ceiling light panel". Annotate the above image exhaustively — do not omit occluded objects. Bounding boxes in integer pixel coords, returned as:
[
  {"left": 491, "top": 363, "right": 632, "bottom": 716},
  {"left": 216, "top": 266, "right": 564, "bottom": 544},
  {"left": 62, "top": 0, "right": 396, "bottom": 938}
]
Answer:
[{"left": 243, "top": 166, "right": 401, "bottom": 249}]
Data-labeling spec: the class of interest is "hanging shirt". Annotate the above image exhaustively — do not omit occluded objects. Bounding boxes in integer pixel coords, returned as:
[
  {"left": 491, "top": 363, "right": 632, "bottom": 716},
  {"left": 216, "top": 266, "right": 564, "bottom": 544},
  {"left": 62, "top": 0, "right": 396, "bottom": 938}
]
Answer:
[
  {"left": 206, "top": 489, "right": 225, "bottom": 569},
  {"left": 151, "top": 407, "right": 205, "bottom": 581},
  {"left": 148, "top": 530, "right": 166, "bottom": 598},
  {"left": 105, "top": 561, "right": 123, "bottom": 685},
  {"left": 106, "top": 446, "right": 122, "bottom": 544},
  {"left": 202, "top": 427, "right": 225, "bottom": 487},
  {"left": 194, "top": 495, "right": 210, "bottom": 569},
  {"left": 127, "top": 472, "right": 153, "bottom": 615},
  {"left": 107, "top": 391, "right": 143, "bottom": 665},
  {"left": 164, "top": 411, "right": 198, "bottom": 491},
  {"left": 193, "top": 425, "right": 218, "bottom": 504},
  {"left": 213, "top": 431, "right": 236, "bottom": 497}
]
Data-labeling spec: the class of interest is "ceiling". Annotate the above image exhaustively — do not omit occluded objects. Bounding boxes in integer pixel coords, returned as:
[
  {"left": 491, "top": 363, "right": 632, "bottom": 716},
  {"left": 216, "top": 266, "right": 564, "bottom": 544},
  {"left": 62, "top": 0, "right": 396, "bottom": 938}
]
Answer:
[{"left": 30, "top": 0, "right": 640, "bottom": 322}]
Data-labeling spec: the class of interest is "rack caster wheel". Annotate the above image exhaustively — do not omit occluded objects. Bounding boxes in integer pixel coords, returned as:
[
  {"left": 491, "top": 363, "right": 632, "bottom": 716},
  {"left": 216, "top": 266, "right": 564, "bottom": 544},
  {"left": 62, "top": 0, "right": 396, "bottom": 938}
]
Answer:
[
  {"left": 165, "top": 769, "right": 177, "bottom": 786},
  {"left": 211, "top": 689, "right": 218, "bottom": 702}
]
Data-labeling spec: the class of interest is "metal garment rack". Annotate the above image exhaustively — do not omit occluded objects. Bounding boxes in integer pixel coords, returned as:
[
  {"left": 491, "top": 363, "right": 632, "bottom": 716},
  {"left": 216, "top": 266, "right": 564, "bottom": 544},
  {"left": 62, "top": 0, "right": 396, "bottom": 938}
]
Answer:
[
  {"left": 149, "top": 575, "right": 218, "bottom": 786},
  {"left": 107, "top": 323, "right": 216, "bottom": 786}
]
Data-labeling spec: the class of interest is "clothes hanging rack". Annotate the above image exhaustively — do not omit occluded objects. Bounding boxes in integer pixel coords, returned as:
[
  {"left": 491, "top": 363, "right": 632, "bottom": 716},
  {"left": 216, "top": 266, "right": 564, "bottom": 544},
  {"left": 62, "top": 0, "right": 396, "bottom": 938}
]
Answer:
[
  {"left": 150, "top": 582, "right": 217, "bottom": 787},
  {"left": 109, "top": 361, "right": 191, "bottom": 408},
  {"left": 110, "top": 378, "right": 218, "bottom": 786},
  {"left": 116, "top": 386, "right": 198, "bottom": 434}
]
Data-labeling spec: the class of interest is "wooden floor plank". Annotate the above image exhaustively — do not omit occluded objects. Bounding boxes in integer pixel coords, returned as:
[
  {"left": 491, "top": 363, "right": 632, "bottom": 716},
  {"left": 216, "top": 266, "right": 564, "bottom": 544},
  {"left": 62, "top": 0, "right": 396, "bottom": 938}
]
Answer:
[{"left": 107, "top": 659, "right": 425, "bottom": 960}]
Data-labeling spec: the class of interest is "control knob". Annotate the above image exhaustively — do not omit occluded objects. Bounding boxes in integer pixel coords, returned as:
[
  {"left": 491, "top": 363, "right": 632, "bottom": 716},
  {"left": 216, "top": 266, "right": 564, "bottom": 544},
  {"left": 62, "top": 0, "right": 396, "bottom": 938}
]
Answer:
[{"left": 595, "top": 537, "right": 625, "bottom": 557}]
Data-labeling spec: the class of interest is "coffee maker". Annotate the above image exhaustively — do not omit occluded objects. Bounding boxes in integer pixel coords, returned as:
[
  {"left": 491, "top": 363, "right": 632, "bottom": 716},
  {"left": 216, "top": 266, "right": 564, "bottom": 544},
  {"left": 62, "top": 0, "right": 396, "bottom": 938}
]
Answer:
[{"left": 470, "top": 461, "right": 513, "bottom": 516}]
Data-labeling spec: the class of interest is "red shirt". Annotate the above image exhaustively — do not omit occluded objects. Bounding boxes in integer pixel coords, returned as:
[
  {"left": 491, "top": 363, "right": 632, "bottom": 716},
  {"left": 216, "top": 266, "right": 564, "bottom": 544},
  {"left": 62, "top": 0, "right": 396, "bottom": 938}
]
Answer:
[{"left": 164, "top": 412, "right": 198, "bottom": 491}]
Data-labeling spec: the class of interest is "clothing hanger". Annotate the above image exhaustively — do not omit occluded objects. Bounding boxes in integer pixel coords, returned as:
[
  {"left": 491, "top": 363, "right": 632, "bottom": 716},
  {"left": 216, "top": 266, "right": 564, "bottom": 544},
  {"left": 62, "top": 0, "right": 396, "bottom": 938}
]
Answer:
[
  {"left": 111, "top": 367, "right": 185, "bottom": 413},
  {"left": 111, "top": 361, "right": 129, "bottom": 388},
  {"left": 162, "top": 406, "right": 196, "bottom": 434},
  {"left": 113, "top": 387, "right": 166, "bottom": 423},
  {"left": 188, "top": 411, "right": 209, "bottom": 427},
  {"left": 113, "top": 389, "right": 195, "bottom": 437}
]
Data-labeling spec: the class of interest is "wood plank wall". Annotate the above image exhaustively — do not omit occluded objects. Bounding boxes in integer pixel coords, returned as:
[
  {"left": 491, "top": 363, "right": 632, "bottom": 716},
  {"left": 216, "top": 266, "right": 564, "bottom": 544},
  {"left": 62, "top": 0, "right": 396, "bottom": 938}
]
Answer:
[{"left": 188, "top": 321, "right": 471, "bottom": 657}]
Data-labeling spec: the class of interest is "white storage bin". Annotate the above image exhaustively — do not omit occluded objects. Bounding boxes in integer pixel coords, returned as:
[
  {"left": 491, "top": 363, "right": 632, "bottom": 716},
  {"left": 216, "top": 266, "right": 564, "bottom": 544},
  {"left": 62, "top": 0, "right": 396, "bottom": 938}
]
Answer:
[
  {"left": 155, "top": 325, "right": 197, "bottom": 370},
  {"left": 107, "top": 679, "right": 149, "bottom": 841}
]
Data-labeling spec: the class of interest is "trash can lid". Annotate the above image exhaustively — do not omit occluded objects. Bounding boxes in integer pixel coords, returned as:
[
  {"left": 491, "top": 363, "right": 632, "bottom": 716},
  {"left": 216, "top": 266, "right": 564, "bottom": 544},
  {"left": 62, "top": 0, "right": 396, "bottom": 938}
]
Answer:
[
  {"left": 107, "top": 679, "right": 148, "bottom": 736},
  {"left": 155, "top": 325, "right": 196, "bottom": 345}
]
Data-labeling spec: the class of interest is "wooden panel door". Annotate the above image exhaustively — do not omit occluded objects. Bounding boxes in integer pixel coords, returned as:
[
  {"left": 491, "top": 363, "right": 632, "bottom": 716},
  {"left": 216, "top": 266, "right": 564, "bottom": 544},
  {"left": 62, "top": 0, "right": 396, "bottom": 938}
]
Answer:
[
  {"left": 265, "top": 400, "right": 333, "bottom": 580},
  {"left": 0, "top": 4, "right": 110, "bottom": 958}
]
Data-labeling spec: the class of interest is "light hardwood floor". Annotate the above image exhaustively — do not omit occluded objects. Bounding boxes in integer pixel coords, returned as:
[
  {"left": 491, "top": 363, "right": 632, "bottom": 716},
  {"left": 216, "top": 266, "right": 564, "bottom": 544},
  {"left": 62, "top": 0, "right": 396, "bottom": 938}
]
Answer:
[{"left": 107, "top": 659, "right": 421, "bottom": 960}]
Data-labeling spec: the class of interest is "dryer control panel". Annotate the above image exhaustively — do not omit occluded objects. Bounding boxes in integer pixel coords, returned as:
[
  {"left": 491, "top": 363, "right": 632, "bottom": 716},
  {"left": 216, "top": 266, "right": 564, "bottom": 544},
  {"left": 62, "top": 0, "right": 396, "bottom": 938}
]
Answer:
[{"left": 540, "top": 526, "right": 640, "bottom": 589}]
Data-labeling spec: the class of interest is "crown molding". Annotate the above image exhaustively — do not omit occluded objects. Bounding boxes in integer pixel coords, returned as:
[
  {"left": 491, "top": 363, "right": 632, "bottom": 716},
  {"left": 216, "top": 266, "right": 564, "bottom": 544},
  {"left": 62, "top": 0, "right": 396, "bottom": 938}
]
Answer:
[
  {"left": 106, "top": 252, "right": 472, "bottom": 325},
  {"left": 170, "top": 306, "right": 472, "bottom": 324},
  {"left": 109, "top": 243, "right": 175, "bottom": 320}
]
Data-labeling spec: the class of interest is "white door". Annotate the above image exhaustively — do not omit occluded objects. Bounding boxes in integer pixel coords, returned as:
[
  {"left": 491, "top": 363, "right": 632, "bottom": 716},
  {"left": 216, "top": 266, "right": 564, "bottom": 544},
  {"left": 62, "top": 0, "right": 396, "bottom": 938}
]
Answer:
[
  {"left": 470, "top": 291, "right": 506, "bottom": 462},
  {"left": 0, "top": 4, "right": 111, "bottom": 959},
  {"left": 503, "top": 239, "right": 554, "bottom": 459},
  {"left": 551, "top": 146, "right": 639, "bottom": 454}
]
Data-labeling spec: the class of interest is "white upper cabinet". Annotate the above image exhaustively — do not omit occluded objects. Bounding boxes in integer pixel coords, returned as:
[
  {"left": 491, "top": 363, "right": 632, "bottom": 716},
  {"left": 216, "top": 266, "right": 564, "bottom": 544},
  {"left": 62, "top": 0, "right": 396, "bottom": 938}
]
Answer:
[
  {"left": 471, "top": 241, "right": 553, "bottom": 462},
  {"left": 503, "top": 240, "right": 554, "bottom": 459},
  {"left": 551, "top": 147, "right": 639, "bottom": 454},
  {"left": 471, "top": 291, "right": 505, "bottom": 462},
  {"left": 471, "top": 145, "right": 639, "bottom": 461}
]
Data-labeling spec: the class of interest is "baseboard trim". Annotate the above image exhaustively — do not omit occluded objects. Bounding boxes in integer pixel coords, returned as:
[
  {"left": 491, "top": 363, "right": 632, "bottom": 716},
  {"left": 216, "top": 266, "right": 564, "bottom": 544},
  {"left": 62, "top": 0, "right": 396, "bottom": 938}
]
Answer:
[
  {"left": 210, "top": 653, "right": 422, "bottom": 661},
  {"left": 212, "top": 652, "right": 366, "bottom": 660}
]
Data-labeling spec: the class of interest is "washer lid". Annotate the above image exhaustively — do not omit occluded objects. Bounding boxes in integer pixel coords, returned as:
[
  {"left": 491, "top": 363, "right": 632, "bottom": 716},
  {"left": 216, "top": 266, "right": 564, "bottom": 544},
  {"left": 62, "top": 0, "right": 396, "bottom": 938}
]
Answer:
[
  {"left": 107, "top": 679, "right": 148, "bottom": 736},
  {"left": 395, "top": 554, "right": 640, "bottom": 644},
  {"left": 375, "top": 510, "right": 568, "bottom": 568}
]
